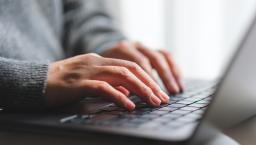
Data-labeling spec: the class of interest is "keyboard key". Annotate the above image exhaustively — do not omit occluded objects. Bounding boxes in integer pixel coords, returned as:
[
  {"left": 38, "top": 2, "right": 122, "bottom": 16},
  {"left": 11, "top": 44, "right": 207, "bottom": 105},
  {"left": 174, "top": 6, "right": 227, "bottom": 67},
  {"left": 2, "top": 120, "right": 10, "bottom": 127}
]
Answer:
[
  {"left": 141, "top": 114, "right": 159, "bottom": 119},
  {"left": 164, "top": 121, "right": 184, "bottom": 128},
  {"left": 158, "top": 106, "right": 178, "bottom": 112},
  {"left": 184, "top": 113, "right": 202, "bottom": 120},
  {"left": 175, "top": 93, "right": 192, "bottom": 98},
  {"left": 101, "top": 106, "right": 125, "bottom": 112},
  {"left": 195, "top": 100, "right": 210, "bottom": 104},
  {"left": 169, "top": 103, "right": 187, "bottom": 108},
  {"left": 169, "top": 97, "right": 184, "bottom": 101},
  {"left": 152, "top": 117, "right": 170, "bottom": 123},
  {"left": 139, "top": 121, "right": 161, "bottom": 129},
  {"left": 175, "top": 116, "right": 197, "bottom": 123},
  {"left": 138, "top": 108, "right": 155, "bottom": 112},
  {"left": 161, "top": 117, "right": 179, "bottom": 122},
  {"left": 162, "top": 113, "right": 181, "bottom": 119},
  {"left": 105, "top": 111, "right": 124, "bottom": 115},
  {"left": 183, "top": 97, "right": 202, "bottom": 102},
  {"left": 190, "top": 96, "right": 207, "bottom": 100},
  {"left": 130, "top": 118, "right": 150, "bottom": 124},
  {"left": 151, "top": 110, "right": 169, "bottom": 116},
  {"left": 126, "top": 110, "right": 148, "bottom": 115},
  {"left": 171, "top": 110, "right": 191, "bottom": 115},
  {"left": 188, "top": 103, "right": 208, "bottom": 108},
  {"left": 176, "top": 100, "right": 194, "bottom": 105},
  {"left": 135, "top": 102, "right": 151, "bottom": 108},
  {"left": 193, "top": 109, "right": 205, "bottom": 114},
  {"left": 180, "top": 106, "right": 199, "bottom": 111}
]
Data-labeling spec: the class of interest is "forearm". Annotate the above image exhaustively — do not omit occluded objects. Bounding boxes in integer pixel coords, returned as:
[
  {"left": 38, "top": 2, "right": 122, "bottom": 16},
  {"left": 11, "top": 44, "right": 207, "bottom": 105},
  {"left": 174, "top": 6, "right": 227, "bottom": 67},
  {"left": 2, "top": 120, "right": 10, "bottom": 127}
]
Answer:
[{"left": 0, "top": 57, "right": 49, "bottom": 111}]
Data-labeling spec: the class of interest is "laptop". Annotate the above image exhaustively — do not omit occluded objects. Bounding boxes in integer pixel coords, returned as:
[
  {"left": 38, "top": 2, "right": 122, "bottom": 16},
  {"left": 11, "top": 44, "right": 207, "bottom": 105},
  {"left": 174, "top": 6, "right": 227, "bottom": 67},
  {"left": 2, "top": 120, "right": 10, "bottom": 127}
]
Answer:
[{"left": 1, "top": 12, "right": 256, "bottom": 145}]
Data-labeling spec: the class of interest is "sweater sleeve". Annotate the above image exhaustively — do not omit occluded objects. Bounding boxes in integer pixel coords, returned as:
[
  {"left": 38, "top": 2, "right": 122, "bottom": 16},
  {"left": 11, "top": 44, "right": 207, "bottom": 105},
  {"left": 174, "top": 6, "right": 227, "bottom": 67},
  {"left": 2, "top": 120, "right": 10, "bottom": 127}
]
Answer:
[
  {"left": 62, "top": 0, "right": 127, "bottom": 56},
  {"left": 0, "top": 57, "right": 49, "bottom": 111}
]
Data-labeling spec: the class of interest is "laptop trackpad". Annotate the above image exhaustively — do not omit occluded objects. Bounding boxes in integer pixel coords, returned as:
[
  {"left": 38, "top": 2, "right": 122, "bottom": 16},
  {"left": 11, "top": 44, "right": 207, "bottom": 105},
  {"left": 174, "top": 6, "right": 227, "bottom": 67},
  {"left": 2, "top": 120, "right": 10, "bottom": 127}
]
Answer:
[{"left": 59, "top": 97, "right": 116, "bottom": 114}]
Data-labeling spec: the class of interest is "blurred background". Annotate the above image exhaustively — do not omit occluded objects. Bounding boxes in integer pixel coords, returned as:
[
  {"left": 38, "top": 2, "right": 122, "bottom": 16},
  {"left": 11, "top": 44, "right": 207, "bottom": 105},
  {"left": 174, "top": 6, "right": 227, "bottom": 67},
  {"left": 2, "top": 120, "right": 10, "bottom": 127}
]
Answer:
[{"left": 107, "top": 0, "right": 256, "bottom": 80}]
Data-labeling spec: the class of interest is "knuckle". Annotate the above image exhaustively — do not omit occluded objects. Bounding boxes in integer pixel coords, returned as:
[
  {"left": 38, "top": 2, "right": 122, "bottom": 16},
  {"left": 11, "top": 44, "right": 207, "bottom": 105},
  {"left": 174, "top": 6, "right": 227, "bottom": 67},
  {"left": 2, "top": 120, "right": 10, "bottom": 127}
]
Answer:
[
  {"left": 151, "top": 53, "right": 163, "bottom": 63},
  {"left": 128, "top": 62, "right": 140, "bottom": 71},
  {"left": 118, "top": 67, "right": 131, "bottom": 78},
  {"left": 163, "top": 71, "right": 173, "bottom": 80},
  {"left": 96, "top": 82, "right": 109, "bottom": 90},
  {"left": 139, "top": 58, "right": 151, "bottom": 68},
  {"left": 162, "top": 63, "right": 170, "bottom": 70},
  {"left": 165, "top": 51, "right": 172, "bottom": 58},
  {"left": 87, "top": 53, "right": 101, "bottom": 57},
  {"left": 151, "top": 52, "right": 161, "bottom": 61},
  {"left": 141, "top": 86, "right": 151, "bottom": 96},
  {"left": 153, "top": 53, "right": 166, "bottom": 65},
  {"left": 141, "top": 57, "right": 150, "bottom": 64},
  {"left": 84, "top": 53, "right": 101, "bottom": 60},
  {"left": 79, "top": 53, "right": 102, "bottom": 65},
  {"left": 117, "top": 40, "right": 129, "bottom": 48},
  {"left": 115, "top": 94, "right": 123, "bottom": 102},
  {"left": 160, "top": 49, "right": 168, "bottom": 54}
]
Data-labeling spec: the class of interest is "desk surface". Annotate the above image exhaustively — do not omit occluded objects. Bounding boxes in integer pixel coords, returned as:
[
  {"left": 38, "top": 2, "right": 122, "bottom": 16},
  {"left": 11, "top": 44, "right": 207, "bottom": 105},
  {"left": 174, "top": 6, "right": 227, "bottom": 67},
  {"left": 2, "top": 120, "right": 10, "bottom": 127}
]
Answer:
[
  {"left": 1, "top": 116, "right": 256, "bottom": 145},
  {"left": 225, "top": 116, "right": 256, "bottom": 145}
]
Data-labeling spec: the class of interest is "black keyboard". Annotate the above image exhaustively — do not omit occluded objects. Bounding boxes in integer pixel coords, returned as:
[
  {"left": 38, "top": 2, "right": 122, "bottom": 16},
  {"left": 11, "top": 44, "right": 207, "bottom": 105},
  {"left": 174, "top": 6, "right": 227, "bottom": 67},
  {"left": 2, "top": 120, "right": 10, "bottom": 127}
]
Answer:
[{"left": 61, "top": 80, "right": 217, "bottom": 130}]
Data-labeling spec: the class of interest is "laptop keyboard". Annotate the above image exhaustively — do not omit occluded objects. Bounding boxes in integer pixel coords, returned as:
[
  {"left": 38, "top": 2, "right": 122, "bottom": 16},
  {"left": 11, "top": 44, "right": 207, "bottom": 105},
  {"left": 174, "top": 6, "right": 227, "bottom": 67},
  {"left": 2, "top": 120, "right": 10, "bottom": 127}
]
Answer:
[{"left": 61, "top": 80, "right": 217, "bottom": 130}]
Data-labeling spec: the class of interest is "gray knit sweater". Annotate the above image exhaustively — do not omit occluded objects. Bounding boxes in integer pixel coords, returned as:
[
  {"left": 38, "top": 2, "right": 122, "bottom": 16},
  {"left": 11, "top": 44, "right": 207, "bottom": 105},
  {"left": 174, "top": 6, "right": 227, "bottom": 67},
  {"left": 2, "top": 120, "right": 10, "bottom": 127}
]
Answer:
[{"left": 0, "top": 0, "right": 125, "bottom": 110}]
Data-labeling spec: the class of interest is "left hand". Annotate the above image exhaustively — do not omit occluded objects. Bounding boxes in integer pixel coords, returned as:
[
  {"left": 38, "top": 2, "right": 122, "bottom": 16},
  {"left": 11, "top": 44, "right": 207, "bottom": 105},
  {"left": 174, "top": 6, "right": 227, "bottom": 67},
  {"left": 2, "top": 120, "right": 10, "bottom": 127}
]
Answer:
[{"left": 101, "top": 41, "right": 184, "bottom": 94}]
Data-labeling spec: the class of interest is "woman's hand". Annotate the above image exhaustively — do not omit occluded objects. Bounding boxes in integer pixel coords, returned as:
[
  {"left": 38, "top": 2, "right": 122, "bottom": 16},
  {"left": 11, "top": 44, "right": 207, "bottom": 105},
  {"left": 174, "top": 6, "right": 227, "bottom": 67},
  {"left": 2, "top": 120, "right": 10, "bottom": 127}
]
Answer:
[
  {"left": 45, "top": 53, "right": 169, "bottom": 110},
  {"left": 101, "top": 41, "right": 184, "bottom": 94}
]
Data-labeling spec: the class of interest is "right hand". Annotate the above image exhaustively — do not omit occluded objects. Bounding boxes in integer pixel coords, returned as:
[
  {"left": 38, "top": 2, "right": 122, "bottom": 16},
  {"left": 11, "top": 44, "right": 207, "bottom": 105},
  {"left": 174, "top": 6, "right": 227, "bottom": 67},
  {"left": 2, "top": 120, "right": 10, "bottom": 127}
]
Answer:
[{"left": 45, "top": 53, "right": 169, "bottom": 110}]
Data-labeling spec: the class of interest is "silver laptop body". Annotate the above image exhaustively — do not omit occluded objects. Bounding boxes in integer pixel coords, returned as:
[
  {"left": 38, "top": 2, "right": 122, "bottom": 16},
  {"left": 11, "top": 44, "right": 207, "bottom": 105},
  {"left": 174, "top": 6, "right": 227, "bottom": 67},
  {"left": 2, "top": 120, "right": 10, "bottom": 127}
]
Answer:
[{"left": 1, "top": 11, "right": 256, "bottom": 145}]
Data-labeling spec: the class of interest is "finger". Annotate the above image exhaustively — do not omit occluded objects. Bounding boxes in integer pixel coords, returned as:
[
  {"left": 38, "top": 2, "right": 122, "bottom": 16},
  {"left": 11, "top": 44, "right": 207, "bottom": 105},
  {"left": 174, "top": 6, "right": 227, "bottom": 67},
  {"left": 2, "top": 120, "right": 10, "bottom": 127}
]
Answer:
[
  {"left": 130, "top": 51, "right": 155, "bottom": 80},
  {"left": 136, "top": 45, "right": 180, "bottom": 94},
  {"left": 101, "top": 58, "right": 169, "bottom": 103},
  {"left": 104, "top": 42, "right": 155, "bottom": 79},
  {"left": 159, "top": 50, "right": 185, "bottom": 91},
  {"left": 93, "top": 66, "right": 162, "bottom": 107},
  {"left": 115, "top": 86, "right": 130, "bottom": 96},
  {"left": 81, "top": 80, "right": 135, "bottom": 110}
]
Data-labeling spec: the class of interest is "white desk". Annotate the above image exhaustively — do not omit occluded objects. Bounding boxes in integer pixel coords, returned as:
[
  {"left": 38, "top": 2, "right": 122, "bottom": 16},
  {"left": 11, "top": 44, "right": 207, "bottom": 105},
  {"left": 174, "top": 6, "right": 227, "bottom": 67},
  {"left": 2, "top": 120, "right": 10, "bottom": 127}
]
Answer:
[{"left": 225, "top": 116, "right": 256, "bottom": 145}]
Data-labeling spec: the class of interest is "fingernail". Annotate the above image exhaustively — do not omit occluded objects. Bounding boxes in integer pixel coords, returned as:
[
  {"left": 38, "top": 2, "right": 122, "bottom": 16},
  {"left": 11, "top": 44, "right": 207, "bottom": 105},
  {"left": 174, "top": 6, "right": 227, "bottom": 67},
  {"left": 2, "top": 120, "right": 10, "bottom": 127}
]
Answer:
[
  {"left": 151, "top": 95, "right": 161, "bottom": 106},
  {"left": 179, "top": 81, "right": 185, "bottom": 92},
  {"left": 125, "top": 100, "right": 135, "bottom": 110},
  {"left": 161, "top": 91, "right": 170, "bottom": 101},
  {"left": 156, "top": 90, "right": 169, "bottom": 103},
  {"left": 168, "top": 82, "right": 180, "bottom": 93},
  {"left": 155, "top": 92, "right": 168, "bottom": 104},
  {"left": 174, "top": 84, "right": 180, "bottom": 93}
]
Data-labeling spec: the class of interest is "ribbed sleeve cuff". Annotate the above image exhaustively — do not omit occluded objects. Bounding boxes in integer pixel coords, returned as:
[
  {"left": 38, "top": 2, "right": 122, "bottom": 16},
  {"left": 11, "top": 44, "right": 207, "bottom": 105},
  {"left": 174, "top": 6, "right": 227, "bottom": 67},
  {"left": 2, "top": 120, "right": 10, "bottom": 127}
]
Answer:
[{"left": 0, "top": 58, "right": 49, "bottom": 111}]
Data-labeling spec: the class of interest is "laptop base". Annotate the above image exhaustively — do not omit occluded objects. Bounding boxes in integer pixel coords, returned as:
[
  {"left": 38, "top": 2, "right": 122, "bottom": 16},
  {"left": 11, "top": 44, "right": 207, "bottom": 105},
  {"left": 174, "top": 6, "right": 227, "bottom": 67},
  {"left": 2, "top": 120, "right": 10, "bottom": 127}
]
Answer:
[{"left": 0, "top": 128, "right": 239, "bottom": 145}]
